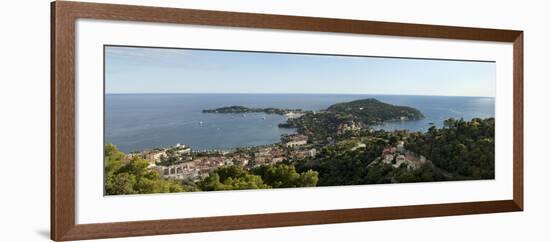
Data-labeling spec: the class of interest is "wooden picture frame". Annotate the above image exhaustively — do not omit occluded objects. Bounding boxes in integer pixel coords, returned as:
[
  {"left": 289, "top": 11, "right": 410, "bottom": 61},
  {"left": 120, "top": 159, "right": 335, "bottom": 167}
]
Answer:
[{"left": 51, "top": 1, "right": 523, "bottom": 241}]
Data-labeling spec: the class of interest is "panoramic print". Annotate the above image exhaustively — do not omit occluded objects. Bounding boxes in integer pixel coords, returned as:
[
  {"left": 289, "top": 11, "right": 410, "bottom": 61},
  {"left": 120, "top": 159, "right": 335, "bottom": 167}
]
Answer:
[{"left": 104, "top": 46, "right": 495, "bottom": 195}]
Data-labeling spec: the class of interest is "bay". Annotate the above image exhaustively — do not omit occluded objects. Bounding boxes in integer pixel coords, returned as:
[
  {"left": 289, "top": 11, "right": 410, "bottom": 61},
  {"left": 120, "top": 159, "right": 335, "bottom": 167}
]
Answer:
[{"left": 105, "top": 93, "right": 494, "bottom": 153}]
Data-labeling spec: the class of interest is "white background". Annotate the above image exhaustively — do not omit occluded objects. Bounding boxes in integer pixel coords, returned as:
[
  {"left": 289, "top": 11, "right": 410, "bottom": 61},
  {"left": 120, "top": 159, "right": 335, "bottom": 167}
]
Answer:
[{"left": 0, "top": 0, "right": 548, "bottom": 241}]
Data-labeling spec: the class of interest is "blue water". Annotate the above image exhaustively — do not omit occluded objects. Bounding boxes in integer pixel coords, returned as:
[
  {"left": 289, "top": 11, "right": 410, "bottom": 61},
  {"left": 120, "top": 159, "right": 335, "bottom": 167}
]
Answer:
[{"left": 105, "top": 94, "right": 494, "bottom": 153}]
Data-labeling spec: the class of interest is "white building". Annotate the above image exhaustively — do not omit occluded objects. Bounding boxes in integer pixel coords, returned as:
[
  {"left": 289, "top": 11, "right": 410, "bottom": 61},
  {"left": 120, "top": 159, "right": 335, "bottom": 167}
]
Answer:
[
  {"left": 285, "top": 135, "right": 308, "bottom": 147},
  {"left": 396, "top": 141, "right": 405, "bottom": 152},
  {"left": 393, "top": 155, "right": 407, "bottom": 168},
  {"left": 384, "top": 154, "right": 394, "bottom": 164},
  {"left": 308, "top": 148, "right": 317, "bottom": 157},
  {"left": 351, "top": 143, "right": 366, "bottom": 151},
  {"left": 144, "top": 149, "right": 167, "bottom": 165}
]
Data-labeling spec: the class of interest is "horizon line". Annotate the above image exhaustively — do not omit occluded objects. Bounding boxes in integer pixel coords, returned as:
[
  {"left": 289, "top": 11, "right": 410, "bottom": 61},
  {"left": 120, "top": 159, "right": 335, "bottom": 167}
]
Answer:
[{"left": 104, "top": 92, "right": 495, "bottom": 98}]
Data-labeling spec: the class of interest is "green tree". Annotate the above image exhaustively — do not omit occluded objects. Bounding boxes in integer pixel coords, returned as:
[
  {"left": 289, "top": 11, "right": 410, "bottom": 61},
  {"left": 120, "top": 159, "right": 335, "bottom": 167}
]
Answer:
[
  {"left": 105, "top": 172, "right": 136, "bottom": 195},
  {"left": 252, "top": 163, "right": 318, "bottom": 188},
  {"left": 104, "top": 144, "right": 187, "bottom": 195},
  {"left": 200, "top": 165, "right": 270, "bottom": 191}
]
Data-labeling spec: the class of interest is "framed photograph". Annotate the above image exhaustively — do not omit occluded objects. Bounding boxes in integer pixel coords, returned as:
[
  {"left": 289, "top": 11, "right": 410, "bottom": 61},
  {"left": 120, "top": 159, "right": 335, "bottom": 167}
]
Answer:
[{"left": 51, "top": 1, "right": 523, "bottom": 241}]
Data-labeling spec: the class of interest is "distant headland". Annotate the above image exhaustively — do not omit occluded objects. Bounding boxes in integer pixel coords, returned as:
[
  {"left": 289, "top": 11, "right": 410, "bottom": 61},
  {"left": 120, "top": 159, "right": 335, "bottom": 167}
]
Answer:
[{"left": 202, "top": 106, "right": 304, "bottom": 116}]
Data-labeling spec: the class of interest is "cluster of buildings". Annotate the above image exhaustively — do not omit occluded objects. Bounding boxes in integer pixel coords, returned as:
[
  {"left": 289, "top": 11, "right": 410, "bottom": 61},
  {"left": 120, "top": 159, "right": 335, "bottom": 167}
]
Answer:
[
  {"left": 253, "top": 146, "right": 286, "bottom": 166},
  {"left": 283, "top": 134, "right": 308, "bottom": 147},
  {"left": 126, "top": 143, "right": 192, "bottom": 167},
  {"left": 140, "top": 134, "right": 318, "bottom": 181},
  {"left": 283, "top": 111, "right": 305, "bottom": 119},
  {"left": 336, "top": 121, "right": 363, "bottom": 134},
  {"left": 291, "top": 148, "right": 317, "bottom": 160},
  {"left": 376, "top": 141, "right": 427, "bottom": 169},
  {"left": 155, "top": 157, "right": 233, "bottom": 181},
  {"left": 252, "top": 144, "right": 317, "bottom": 166},
  {"left": 154, "top": 143, "right": 318, "bottom": 181}
]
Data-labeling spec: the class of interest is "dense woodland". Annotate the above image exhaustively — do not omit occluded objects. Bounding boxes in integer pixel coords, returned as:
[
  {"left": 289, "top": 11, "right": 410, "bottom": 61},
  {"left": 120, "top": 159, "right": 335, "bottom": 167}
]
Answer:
[
  {"left": 289, "top": 119, "right": 493, "bottom": 186},
  {"left": 405, "top": 117, "right": 495, "bottom": 179},
  {"left": 200, "top": 164, "right": 318, "bottom": 191},
  {"left": 291, "top": 134, "right": 446, "bottom": 186}
]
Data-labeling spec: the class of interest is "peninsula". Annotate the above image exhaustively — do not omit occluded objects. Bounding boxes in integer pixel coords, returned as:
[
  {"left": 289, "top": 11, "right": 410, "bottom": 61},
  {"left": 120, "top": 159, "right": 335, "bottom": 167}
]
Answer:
[{"left": 202, "top": 105, "right": 304, "bottom": 116}]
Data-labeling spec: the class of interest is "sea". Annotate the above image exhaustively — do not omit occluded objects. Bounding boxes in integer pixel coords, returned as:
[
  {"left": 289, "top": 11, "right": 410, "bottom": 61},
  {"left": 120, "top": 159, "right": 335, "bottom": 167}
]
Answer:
[{"left": 105, "top": 94, "right": 495, "bottom": 153}]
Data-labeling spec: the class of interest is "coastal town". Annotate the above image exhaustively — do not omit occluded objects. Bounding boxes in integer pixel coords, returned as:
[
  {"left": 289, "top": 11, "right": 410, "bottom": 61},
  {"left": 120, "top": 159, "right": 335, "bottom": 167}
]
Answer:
[
  {"left": 124, "top": 129, "right": 430, "bottom": 183},
  {"left": 124, "top": 133, "right": 319, "bottom": 182}
]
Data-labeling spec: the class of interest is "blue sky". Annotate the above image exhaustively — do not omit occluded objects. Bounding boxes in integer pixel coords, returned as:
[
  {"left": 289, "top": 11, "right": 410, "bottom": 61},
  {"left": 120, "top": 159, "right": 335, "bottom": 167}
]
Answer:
[{"left": 105, "top": 46, "right": 495, "bottom": 97}]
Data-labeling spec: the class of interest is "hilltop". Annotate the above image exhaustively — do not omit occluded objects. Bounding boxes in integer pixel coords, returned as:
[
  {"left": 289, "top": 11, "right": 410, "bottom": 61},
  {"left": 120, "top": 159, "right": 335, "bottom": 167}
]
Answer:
[{"left": 327, "top": 98, "right": 424, "bottom": 124}]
